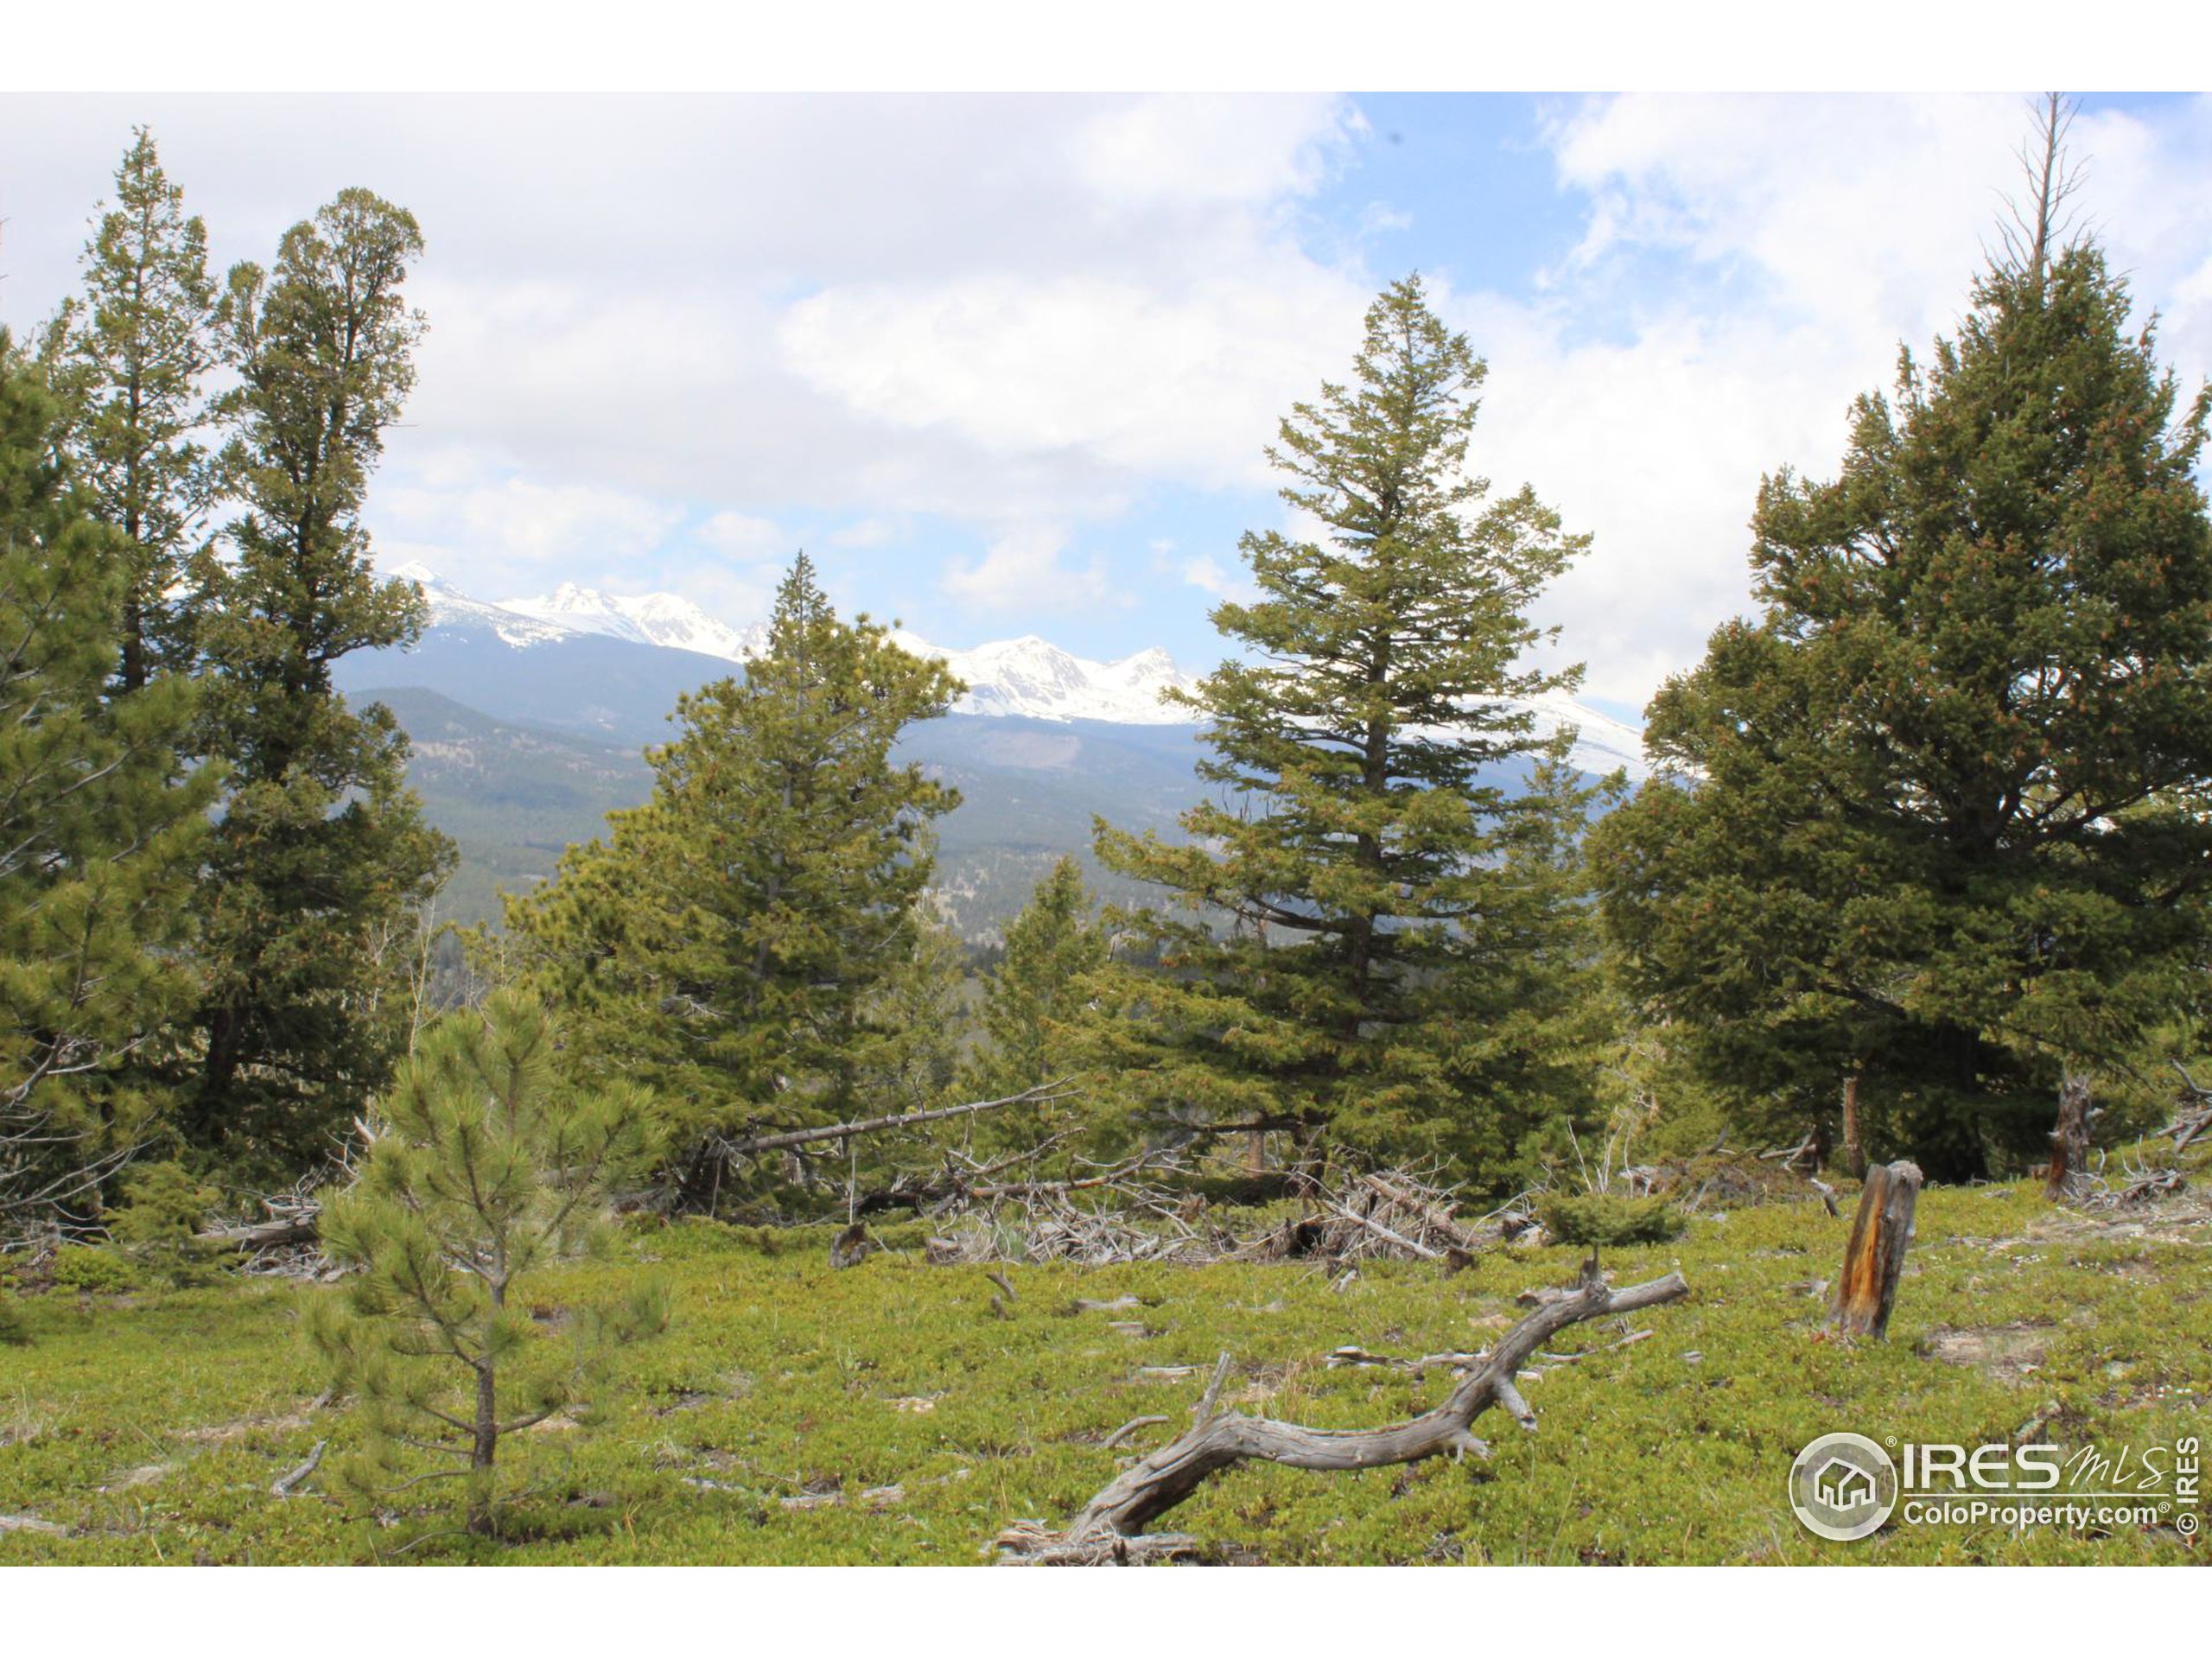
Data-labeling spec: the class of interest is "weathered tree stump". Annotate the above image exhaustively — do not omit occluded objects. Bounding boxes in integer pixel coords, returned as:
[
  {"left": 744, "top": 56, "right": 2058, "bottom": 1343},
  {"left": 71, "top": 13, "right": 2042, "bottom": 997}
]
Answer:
[
  {"left": 829, "top": 1223, "right": 874, "bottom": 1268},
  {"left": 1828, "top": 1160, "right": 1920, "bottom": 1338},
  {"left": 2044, "top": 1072, "right": 2097, "bottom": 1201}
]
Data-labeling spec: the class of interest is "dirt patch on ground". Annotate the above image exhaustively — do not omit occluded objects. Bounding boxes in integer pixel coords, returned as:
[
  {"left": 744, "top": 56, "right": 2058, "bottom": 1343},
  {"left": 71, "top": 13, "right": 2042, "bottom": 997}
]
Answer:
[
  {"left": 173, "top": 1406, "right": 317, "bottom": 1445},
  {"left": 1919, "top": 1321, "right": 2053, "bottom": 1382}
]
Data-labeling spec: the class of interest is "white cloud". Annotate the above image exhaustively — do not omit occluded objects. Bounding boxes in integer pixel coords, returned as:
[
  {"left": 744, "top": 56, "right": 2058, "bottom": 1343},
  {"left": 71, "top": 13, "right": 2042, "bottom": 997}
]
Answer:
[
  {"left": 1069, "top": 93, "right": 1357, "bottom": 209},
  {"left": 1449, "top": 92, "right": 2212, "bottom": 709},
  {"left": 779, "top": 267, "right": 1370, "bottom": 493},
  {"left": 826, "top": 516, "right": 904, "bottom": 549},
  {"left": 455, "top": 478, "right": 679, "bottom": 566},
  {"left": 370, "top": 462, "right": 683, "bottom": 594},
  {"left": 696, "top": 511, "right": 787, "bottom": 560},
  {"left": 1178, "top": 553, "right": 1251, "bottom": 601},
  {"left": 944, "top": 524, "right": 1117, "bottom": 615}
]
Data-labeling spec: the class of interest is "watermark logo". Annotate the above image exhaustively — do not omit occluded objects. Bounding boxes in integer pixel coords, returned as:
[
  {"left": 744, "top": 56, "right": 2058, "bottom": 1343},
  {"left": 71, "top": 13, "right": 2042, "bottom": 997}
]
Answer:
[
  {"left": 1789, "top": 1433, "right": 1899, "bottom": 1541},
  {"left": 1789, "top": 1432, "right": 2200, "bottom": 1541}
]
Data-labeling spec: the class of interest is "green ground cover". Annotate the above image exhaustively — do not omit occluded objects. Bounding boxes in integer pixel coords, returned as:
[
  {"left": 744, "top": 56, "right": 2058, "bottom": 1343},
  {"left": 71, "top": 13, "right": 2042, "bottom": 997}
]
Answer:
[{"left": 2, "top": 1176, "right": 2205, "bottom": 1565}]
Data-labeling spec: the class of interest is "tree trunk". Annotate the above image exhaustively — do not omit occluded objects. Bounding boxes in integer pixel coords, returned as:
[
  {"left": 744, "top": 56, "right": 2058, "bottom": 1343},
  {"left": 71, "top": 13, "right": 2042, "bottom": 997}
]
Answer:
[
  {"left": 999, "top": 1252, "right": 1688, "bottom": 1560},
  {"left": 2044, "top": 1071, "right": 2095, "bottom": 1202},
  {"left": 1828, "top": 1160, "right": 1920, "bottom": 1339},
  {"left": 1840, "top": 1073, "right": 1866, "bottom": 1179}
]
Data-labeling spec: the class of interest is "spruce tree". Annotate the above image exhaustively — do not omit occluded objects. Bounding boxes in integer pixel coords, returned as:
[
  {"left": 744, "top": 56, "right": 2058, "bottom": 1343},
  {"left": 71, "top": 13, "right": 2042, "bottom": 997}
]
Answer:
[
  {"left": 503, "top": 553, "right": 962, "bottom": 1204},
  {"left": 1091, "top": 275, "right": 1605, "bottom": 1183},
  {"left": 41, "top": 128, "right": 216, "bottom": 692},
  {"left": 307, "top": 990, "right": 665, "bottom": 1539},
  {"left": 0, "top": 333, "right": 212, "bottom": 1233},
  {"left": 1592, "top": 108, "right": 2212, "bottom": 1179},
  {"left": 186, "top": 189, "right": 453, "bottom": 1174}
]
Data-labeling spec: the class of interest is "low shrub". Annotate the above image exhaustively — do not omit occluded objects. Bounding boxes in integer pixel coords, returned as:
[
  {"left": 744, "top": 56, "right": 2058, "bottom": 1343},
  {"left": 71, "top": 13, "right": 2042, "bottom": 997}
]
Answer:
[
  {"left": 1539, "top": 1192, "right": 1687, "bottom": 1246},
  {"left": 48, "top": 1243, "right": 140, "bottom": 1295},
  {"left": 109, "top": 1160, "right": 225, "bottom": 1287}
]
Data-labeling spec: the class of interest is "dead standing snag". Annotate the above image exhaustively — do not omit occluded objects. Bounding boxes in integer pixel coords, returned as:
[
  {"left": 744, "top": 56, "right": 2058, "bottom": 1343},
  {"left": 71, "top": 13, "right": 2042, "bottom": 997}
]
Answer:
[
  {"left": 1828, "top": 1160, "right": 1921, "bottom": 1338},
  {"left": 997, "top": 1250, "right": 1689, "bottom": 1562}
]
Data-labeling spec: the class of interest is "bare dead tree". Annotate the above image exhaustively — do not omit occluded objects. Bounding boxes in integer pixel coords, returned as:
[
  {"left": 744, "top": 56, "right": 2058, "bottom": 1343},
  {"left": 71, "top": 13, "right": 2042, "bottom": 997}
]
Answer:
[
  {"left": 1994, "top": 92, "right": 2088, "bottom": 289},
  {"left": 997, "top": 1249, "right": 1689, "bottom": 1562}
]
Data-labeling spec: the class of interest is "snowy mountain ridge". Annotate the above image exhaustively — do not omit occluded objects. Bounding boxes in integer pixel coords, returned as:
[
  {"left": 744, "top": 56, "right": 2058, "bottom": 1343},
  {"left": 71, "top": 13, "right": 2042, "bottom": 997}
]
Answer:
[{"left": 382, "top": 561, "right": 1645, "bottom": 775}]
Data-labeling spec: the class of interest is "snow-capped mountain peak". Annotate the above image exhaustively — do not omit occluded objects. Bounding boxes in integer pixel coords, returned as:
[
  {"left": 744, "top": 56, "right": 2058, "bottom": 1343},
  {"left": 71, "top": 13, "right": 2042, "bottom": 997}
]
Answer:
[
  {"left": 386, "top": 560, "right": 578, "bottom": 649},
  {"left": 501, "top": 583, "right": 766, "bottom": 662}
]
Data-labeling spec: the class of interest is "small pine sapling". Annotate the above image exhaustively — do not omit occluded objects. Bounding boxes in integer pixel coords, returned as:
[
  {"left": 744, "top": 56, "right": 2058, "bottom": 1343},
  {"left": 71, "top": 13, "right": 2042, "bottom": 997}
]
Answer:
[{"left": 307, "top": 990, "right": 667, "bottom": 1538}]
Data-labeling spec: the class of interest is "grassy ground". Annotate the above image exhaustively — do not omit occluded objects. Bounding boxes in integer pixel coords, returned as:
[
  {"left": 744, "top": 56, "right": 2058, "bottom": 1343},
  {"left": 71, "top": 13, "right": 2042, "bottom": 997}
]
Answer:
[{"left": 2, "top": 1174, "right": 2206, "bottom": 1565}]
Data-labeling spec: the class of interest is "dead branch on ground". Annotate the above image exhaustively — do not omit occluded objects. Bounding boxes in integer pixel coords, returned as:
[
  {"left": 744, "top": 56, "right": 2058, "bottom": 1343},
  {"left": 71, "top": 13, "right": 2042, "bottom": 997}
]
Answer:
[{"left": 996, "top": 1249, "right": 1688, "bottom": 1563}]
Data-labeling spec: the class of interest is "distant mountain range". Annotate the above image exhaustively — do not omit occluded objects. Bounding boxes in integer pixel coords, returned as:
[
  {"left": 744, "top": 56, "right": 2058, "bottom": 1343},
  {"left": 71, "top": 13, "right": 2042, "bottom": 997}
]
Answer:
[
  {"left": 389, "top": 563, "right": 1207, "bottom": 728},
  {"left": 341, "top": 564, "right": 1649, "bottom": 938}
]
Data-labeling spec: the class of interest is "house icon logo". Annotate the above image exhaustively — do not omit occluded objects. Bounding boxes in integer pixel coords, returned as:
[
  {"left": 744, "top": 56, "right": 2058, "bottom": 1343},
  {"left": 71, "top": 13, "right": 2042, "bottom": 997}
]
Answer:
[
  {"left": 1789, "top": 1433, "right": 1898, "bottom": 1541},
  {"left": 1814, "top": 1457, "right": 1878, "bottom": 1511}
]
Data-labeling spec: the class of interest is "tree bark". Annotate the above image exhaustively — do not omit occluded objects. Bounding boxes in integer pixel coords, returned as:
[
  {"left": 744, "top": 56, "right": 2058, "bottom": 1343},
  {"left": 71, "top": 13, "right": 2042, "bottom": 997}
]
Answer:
[
  {"left": 1840, "top": 1073, "right": 1866, "bottom": 1179},
  {"left": 2044, "top": 1072, "right": 2095, "bottom": 1201},
  {"left": 1000, "top": 1251, "right": 1688, "bottom": 1560},
  {"left": 1828, "top": 1160, "right": 1920, "bottom": 1338}
]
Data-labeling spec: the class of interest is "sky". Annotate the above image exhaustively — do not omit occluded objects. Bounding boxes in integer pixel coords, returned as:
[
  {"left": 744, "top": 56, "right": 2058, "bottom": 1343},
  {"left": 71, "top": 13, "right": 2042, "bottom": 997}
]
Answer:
[{"left": 4, "top": 91, "right": 2211, "bottom": 721}]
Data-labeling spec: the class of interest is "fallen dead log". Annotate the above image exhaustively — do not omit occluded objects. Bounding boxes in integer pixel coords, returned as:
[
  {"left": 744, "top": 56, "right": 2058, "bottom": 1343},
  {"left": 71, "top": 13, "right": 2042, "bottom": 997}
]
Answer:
[
  {"left": 1829, "top": 1160, "right": 1920, "bottom": 1338},
  {"left": 193, "top": 1213, "right": 321, "bottom": 1252},
  {"left": 997, "top": 1250, "right": 1688, "bottom": 1561},
  {"left": 716, "top": 1080, "right": 1078, "bottom": 1160},
  {"left": 1320, "top": 1198, "right": 1444, "bottom": 1262},
  {"left": 2165, "top": 1062, "right": 2212, "bottom": 1153}
]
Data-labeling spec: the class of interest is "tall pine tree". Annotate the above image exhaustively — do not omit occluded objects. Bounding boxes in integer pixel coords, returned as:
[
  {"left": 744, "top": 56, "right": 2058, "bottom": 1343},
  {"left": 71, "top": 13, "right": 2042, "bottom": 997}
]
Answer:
[
  {"left": 502, "top": 553, "right": 961, "bottom": 1205},
  {"left": 1592, "top": 104, "right": 2212, "bottom": 1179},
  {"left": 1091, "top": 276, "right": 1606, "bottom": 1185},
  {"left": 185, "top": 189, "right": 453, "bottom": 1175},
  {"left": 1, "top": 333, "right": 213, "bottom": 1232},
  {"left": 40, "top": 128, "right": 216, "bottom": 692}
]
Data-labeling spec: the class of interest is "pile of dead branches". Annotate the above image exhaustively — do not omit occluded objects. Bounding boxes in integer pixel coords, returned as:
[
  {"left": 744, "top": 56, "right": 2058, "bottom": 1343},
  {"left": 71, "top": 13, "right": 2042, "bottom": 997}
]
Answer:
[
  {"left": 917, "top": 1153, "right": 1213, "bottom": 1265},
  {"left": 2076, "top": 1146, "right": 2190, "bottom": 1211},
  {"left": 2167, "top": 1063, "right": 2212, "bottom": 1154},
  {"left": 1228, "top": 1166, "right": 1536, "bottom": 1268},
  {"left": 195, "top": 1176, "right": 340, "bottom": 1280}
]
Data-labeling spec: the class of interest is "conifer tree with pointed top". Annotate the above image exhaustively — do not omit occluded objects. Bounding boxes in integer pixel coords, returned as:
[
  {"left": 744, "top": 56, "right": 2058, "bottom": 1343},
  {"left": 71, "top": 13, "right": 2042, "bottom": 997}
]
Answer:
[
  {"left": 308, "top": 990, "right": 666, "bottom": 1539},
  {"left": 502, "top": 553, "right": 963, "bottom": 1204},
  {"left": 0, "top": 333, "right": 213, "bottom": 1232},
  {"left": 184, "top": 189, "right": 453, "bottom": 1175},
  {"left": 1090, "top": 275, "right": 1608, "bottom": 1184},
  {"left": 1592, "top": 99, "right": 2212, "bottom": 1179},
  {"left": 41, "top": 128, "right": 216, "bottom": 693}
]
